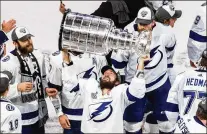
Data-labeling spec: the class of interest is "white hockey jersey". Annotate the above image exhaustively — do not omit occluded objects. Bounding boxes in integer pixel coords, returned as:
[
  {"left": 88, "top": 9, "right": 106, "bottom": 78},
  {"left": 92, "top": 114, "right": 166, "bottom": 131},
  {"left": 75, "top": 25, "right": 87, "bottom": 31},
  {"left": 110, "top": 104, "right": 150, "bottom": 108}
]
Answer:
[
  {"left": 111, "top": 22, "right": 176, "bottom": 91},
  {"left": 0, "top": 97, "right": 22, "bottom": 133},
  {"left": 187, "top": 2, "right": 207, "bottom": 63},
  {"left": 174, "top": 116, "right": 206, "bottom": 133},
  {"left": 62, "top": 64, "right": 146, "bottom": 133},
  {"left": 47, "top": 51, "right": 107, "bottom": 120},
  {"left": 0, "top": 49, "right": 48, "bottom": 126},
  {"left": 167, "top": 68, "right": 207, "bottom": 121}
]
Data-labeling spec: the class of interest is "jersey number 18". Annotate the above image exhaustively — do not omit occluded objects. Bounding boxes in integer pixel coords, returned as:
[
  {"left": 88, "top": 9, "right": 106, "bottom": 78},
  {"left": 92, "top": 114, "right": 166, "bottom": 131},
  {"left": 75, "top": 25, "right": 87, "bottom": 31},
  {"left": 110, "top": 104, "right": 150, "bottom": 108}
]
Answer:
[{"left": 9, "top": 119, "right": 18, "bottom": 131}]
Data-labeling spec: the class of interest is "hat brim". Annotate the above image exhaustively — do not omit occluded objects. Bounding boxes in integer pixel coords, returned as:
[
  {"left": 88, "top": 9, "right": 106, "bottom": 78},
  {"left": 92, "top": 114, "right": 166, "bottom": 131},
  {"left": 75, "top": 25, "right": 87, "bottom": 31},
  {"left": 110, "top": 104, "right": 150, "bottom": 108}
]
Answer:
[
  {"left": 19, "top": 34, "right": 34, "bottom": 42},
  {"left": 135, "top": 18, "right": 153, "bottom": 25},
  {"left": 172, "top": 10, "right": 182, "bottom": 18},
  {"left": 101, "top": 65, "right": 116, "bottom": 75}
]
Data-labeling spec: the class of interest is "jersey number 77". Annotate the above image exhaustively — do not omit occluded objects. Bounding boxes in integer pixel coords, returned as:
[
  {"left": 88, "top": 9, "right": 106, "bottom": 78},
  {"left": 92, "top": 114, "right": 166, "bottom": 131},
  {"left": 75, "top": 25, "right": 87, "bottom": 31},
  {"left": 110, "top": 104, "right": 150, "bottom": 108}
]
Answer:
[{"left": 183, "top": 90, "right": 206, "bottom": 115}]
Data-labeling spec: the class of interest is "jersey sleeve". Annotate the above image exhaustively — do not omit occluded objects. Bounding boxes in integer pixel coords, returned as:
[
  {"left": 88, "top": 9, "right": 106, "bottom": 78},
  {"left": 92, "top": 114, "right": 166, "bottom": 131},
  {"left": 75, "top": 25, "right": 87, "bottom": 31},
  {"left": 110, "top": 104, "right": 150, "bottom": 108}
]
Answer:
[
  {"left": 122, "top": 73, "right": 146, "bottom": 107},
  {"left": 0, "top": 55, "right": 19, "bottom": 99},
  {"left": 111, "top": 49, "right": 130, "bottom": 77},
  {"left": 166, "top": 73, "right": 185, "bottom": 122},
  {"left": 187, "top": 5, "right": 207, "bottom": 63},
  {"left": 62, "top": 63, "right": 88, "bottom": 96},
  {"left": 46, "top": 53, "right": 62, "bottom": 91},
  {"left": 0, "top": 30, "right": 8, "bottom": 44},
  {"left": 94, "top": 55, "right": 108, "bottom": 79}
]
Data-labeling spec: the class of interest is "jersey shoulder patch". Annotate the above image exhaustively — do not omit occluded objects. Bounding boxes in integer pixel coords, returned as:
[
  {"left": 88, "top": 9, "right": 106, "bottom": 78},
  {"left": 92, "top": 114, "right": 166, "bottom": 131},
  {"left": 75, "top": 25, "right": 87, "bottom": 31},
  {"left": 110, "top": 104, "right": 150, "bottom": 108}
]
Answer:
[
  {"left": 6, "top": 104, "right": 15, "bottom": 111},
  {"left": 1, "top": 55, "right": 10, "bottom": 62},
  {"left": 52, "top": 51, "right": 60, "bottom": 56}
]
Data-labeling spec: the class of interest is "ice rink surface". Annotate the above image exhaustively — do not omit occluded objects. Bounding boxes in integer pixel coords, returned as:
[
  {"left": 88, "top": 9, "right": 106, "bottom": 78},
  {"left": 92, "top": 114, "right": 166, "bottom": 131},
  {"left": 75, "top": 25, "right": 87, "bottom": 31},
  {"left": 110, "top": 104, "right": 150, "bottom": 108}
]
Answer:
[{"left": 1, "top": 1, "right": 205, "bottom": 133}]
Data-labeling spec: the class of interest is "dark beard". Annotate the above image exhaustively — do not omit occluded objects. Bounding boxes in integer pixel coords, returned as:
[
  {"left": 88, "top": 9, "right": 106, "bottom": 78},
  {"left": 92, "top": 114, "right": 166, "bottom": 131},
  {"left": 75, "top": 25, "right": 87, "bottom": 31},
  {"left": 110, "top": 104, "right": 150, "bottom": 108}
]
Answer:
[
  {"left": 17, "top": 43, "right": 33, "bottom": 55},
  {"left": 100, "top": 78, "right": 116, "bottom": 90}
]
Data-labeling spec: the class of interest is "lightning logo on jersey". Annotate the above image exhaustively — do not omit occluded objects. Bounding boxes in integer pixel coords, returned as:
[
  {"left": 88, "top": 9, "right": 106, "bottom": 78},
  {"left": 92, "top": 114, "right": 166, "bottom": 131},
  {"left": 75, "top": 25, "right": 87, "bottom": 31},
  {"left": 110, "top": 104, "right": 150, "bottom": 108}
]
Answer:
[
  {"left": 89, "top": 101, "right": 113, "bottom": 122},
  {"left": 145, "top": 45, "right": 163, "bottom": 69},
  {"left": 78, "top": 66, "right": 97, "bottom": 79}
]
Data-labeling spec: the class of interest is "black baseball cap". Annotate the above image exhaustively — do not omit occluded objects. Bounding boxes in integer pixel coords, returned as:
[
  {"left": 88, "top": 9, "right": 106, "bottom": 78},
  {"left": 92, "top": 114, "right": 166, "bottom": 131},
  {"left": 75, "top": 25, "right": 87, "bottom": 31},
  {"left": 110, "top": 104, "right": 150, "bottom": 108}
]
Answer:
[
  {"left": 155, "top": 4, "right": 182, "bottom": 21},
  {"left": 101, "top": 65, "right": 122, "bottom": 82},
  {"left": 0, "top": 71, "right": 13, "bottom": 93},
  {"left": 11, "top": 26, "right": 34, "bottom": 41},
  {"left": 101, "top": 65, "right": 116, "bottom": 75}
]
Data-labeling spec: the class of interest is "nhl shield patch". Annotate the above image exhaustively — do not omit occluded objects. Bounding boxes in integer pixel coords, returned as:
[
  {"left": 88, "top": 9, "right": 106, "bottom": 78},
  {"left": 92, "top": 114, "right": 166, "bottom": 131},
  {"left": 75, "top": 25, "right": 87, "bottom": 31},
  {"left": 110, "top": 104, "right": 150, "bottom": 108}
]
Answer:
[
  {"left": 2, "top": 55, "right": 10, "bottom": 62},
  {"left": 91, "top": 92, "right": 98, "bottom": 99},
  {"left": 6, "top": 104, "right": 15, "bottom": 111}
]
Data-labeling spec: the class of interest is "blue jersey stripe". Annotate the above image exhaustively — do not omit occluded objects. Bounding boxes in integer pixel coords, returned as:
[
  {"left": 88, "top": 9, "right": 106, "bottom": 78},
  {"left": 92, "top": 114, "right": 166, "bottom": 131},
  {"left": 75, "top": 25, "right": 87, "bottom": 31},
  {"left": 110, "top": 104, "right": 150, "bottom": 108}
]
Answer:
[{"left": 189, "top": 30, "right": 207, "bottom": 42}]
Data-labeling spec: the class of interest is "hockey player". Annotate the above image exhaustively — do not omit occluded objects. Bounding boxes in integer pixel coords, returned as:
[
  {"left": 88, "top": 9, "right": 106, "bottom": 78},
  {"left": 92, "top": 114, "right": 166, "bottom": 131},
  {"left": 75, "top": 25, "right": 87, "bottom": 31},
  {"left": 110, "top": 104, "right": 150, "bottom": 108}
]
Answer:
[
  {"left": 111, "top": 5, "right": 182, "bottom": 133},
  {"left": 62, "top": 50, "right": 148, "bottom": 133},
  {"left": 187, "top": 2, "right": 206, "bottom": 68},
  {"left": 167, "top": 49, "right": 207, "bottom": 122},
  {"left": 174, "top": 100, "right": 207, "bottom": 133},
  {"left": 0, "top": 71, "right": 22, "bottom": 133},
  {"left": 0, "top": 26, "right": 53, "bottom": 134},
  {"left": 46, "top": 49, "right": 108, "bottom": 134},
  {"left": 0, "top": 19, "right": 16, "bottom": 59}
]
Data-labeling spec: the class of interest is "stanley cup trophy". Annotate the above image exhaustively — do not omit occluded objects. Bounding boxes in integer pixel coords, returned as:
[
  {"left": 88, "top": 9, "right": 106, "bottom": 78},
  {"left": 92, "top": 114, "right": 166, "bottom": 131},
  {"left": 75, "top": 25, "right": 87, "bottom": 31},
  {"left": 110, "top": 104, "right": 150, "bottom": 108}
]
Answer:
[{"left": 58, "top": 9, "right": 151, "bottom": 56}]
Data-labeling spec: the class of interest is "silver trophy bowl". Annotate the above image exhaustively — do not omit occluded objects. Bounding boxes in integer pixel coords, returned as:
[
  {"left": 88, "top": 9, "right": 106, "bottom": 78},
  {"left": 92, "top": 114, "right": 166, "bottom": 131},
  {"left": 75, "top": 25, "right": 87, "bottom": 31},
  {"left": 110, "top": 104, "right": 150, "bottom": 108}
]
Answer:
[{"left": 59, "top": 9, "right": 151, "bottom": 56}]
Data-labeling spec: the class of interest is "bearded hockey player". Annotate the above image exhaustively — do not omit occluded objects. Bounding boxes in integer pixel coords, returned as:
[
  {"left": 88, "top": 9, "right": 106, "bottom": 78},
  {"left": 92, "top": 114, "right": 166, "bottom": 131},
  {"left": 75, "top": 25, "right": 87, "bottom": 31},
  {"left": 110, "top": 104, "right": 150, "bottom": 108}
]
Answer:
[
  {"left": 187, "top": 2, "right": 207, "bottom": 68},
  {"left": 0, "top": 27, "right": 51, "bottom": 134},
  {"left": 174, "top": 100, "right": 207, "bottom": 133},
  {"left": 0, "top": 71, "right": 22, "bottom": 133},
  {"left": 46, "top": 49, "right": 107, "bottom": 134},
  {"left": 167, "top": 49, "right": 207, "bottom": 124},
  {"left": 61, "top": 50, "right": 148, "bottom": 133}
]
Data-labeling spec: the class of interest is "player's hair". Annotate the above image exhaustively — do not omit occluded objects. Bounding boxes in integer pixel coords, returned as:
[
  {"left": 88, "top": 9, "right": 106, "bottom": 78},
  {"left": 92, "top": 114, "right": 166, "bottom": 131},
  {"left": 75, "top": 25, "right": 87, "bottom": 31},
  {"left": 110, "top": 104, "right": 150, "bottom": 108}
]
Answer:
[
  {"left": 163, "top": 19, "right": 170, "bottom": 25},
  {"left": 199, "top": 57, "right": 207, "bottom": 67},
  {"left": 0, "top": 87, "right": 8, "bottom": 96},
  {"left": 196, "top": 106, "right": 207, "bottom": 120}
]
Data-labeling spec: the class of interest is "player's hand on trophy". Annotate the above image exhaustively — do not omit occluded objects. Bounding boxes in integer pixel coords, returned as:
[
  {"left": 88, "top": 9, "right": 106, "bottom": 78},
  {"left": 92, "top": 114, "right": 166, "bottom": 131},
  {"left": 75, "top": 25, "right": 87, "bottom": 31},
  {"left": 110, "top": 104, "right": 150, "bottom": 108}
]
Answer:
[
  {"left": 59, "top": 114, "right": 71, "bottom": 129},
  {"left": 17, "top": 82, "right": 33, "bottom": 92},
  {"left": 137, "top": 55, "right": 150, "bottom": 70},
  {"left": 46, "top": 88, "right": 58, "bottom": 97},
  {"left": 59, "top": 2, "right": 66, "bottom": 14},
  {"left": 1, "top": 19, "right": 16, "bottom": 33},
  {"left": 62, "top": 49, "right": 71, "bottom": 64}
]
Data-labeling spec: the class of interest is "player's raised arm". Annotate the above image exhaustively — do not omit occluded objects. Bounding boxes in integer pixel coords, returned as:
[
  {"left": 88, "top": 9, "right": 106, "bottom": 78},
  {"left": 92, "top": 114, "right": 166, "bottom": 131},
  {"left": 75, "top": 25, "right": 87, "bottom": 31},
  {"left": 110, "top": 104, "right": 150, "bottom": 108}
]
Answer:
[
  {"left": 123, "top": 55, "right": 149, "bottom": 103},
  {"left": 61, "top": 49, "right": 88, "bottom": 95}
]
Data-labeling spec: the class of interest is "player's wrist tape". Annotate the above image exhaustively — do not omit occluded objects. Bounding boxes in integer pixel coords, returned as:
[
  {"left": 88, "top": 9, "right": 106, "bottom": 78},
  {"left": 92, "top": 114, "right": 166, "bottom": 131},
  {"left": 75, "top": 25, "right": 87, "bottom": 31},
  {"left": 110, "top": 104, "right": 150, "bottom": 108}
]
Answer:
[{"left": 136, "top": 70, "right": 144, "bottom": 78}]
